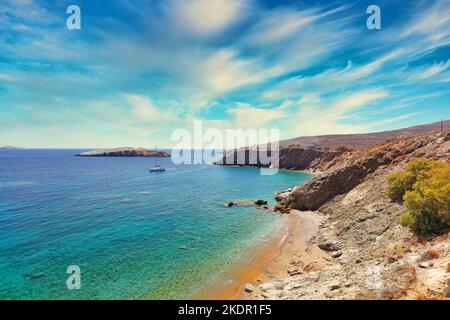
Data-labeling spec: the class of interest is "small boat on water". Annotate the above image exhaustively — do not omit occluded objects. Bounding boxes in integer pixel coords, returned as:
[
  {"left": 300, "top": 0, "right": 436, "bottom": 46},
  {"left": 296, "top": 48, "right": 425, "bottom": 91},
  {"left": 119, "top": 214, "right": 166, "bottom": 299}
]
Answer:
[
  {"left": 149, "top": 164, "right": 165, "bottom": 172},
  {"left": 149, "top": 145, "right": 166, "bottom": 173}
]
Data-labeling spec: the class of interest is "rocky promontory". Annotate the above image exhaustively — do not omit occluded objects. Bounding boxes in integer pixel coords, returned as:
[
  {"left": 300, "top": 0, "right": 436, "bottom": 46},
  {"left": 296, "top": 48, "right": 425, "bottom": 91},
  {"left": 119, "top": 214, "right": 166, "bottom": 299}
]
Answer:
[
  {"left": 76, "top": 147, "right": 170, "bottom": 158},
  {"left": 215, "top": 146, "right": 341, "bottom": 170},
  {"left": 216, "top": 120, "right": 450, "bottom": 170},
  {"left": 248, "top": 131, "right": 450, "bottom": 300}
]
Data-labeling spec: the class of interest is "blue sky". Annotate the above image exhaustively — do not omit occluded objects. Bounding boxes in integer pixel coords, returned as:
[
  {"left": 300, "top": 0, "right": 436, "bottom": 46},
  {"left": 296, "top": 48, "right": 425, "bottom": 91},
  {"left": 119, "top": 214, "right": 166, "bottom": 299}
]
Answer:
[{"left": 0, "top": 0, "right": 449, "bottom": 148}]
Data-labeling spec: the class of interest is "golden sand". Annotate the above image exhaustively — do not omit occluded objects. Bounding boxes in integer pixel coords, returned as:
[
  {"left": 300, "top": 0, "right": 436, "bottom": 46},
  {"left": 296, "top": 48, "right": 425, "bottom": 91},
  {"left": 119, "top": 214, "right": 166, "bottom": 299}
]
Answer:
[{"left": 192, "top": 210, "right": 324, "bottom": 300}]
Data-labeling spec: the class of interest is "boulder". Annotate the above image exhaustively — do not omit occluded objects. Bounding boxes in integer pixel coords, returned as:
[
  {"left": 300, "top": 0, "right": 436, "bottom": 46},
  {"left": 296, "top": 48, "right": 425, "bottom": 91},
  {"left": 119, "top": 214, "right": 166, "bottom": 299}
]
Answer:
[
  {"left": 418, "top": 262, "right": 430, "bottom": 268},
  {"left": 318, "top": 241, "right": 341, "bottom": 252},
  {"left": 287, "top": 267, "right": 302, "bottom": 276},
  {"left": 330, "top": 251, "right": 343, "bottom": 258},
  {"left": 259, "top": 283, "right": 275, "bottom": 291},
  {"left": 273, "top": 204, "right": 291, "bottom": 214},
  {"left": 243, "top": 283, "right": 254, "bottom": 293},
  {"left": 329, "top": 283, "right": 341, "bottom": 291}
]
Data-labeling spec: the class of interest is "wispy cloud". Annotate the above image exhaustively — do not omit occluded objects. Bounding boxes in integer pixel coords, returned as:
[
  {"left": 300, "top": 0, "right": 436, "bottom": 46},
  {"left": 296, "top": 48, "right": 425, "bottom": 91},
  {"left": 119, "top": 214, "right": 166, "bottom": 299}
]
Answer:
[
  {"left": 406, "top": 60, "right": 450, "bottom": 81},
  {"left": 0, "top": 0, "right": 449, "bottom": 147},
  {"left": 165, "top": 0, "right": 247, "bottom": 36}
]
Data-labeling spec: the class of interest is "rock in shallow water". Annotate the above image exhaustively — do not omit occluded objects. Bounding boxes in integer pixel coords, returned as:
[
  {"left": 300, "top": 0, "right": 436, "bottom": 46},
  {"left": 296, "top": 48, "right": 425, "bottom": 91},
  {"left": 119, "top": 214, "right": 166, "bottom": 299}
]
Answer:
[
  {"left": 226, "top": 199, "right": 268, "bottom": 207},
  {"left": 254, "top": 200, "right": 268, "bottom": 206}
]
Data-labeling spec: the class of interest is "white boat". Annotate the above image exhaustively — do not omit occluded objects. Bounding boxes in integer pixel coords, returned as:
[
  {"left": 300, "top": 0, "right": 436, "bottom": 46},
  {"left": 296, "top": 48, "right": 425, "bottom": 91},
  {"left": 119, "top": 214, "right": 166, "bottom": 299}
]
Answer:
[
  {"left": 149, "top": 164, "right": 165, "bottom": 172},
  {"left": 149, "top": 145, "right": 166, "bottom": 172}
]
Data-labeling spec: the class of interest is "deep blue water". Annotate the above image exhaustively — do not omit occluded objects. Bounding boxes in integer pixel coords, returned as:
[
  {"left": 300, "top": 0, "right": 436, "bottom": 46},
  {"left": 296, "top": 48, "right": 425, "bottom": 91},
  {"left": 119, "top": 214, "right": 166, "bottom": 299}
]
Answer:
[{"left": 0, "top": 149, "right": 310, "bottom": 299}]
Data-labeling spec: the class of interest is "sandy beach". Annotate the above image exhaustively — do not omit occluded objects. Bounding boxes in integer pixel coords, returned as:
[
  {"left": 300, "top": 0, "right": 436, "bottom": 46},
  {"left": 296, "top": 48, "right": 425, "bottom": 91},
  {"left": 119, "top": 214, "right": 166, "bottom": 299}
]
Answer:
[{"left": 193, "top": 210, "right": 325, "bottom": 300}]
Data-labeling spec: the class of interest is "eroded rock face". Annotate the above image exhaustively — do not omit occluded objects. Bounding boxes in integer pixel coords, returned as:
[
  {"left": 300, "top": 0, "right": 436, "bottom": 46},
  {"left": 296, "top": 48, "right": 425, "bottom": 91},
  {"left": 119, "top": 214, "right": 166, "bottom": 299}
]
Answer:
[
  {"left": 215, "top": 147, "right": 340, "bottom": 170},
  {"left": 286, "top": 133, "right": 448, "bottom": 211}
]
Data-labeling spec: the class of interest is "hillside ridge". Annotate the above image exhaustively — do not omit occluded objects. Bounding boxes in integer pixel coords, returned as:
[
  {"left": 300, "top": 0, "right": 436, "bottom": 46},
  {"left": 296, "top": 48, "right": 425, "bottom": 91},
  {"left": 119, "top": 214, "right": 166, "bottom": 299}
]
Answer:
[{"left": 279, "top": 119, "right": 450, "bottom": 150}]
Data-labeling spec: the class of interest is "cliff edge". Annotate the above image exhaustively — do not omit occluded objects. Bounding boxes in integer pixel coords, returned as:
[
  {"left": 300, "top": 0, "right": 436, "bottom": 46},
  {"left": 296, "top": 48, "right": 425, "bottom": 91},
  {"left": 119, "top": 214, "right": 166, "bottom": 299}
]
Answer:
[{"left": 254, "top": 131, "right": 450, "bottom": 300}]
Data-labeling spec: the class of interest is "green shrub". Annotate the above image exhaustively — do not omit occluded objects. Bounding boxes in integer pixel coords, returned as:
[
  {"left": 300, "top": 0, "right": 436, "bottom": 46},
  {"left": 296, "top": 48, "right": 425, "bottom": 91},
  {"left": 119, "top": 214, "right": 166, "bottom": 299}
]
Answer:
[
  {"left": 387, "top": 171, "right": 415, "bottom": 201},
  {"left": 398, "top": 211, "right": 414, "bottom": 227},
  {"left": 407, "top": 210, "right": 448, "bottom": 238},
  {"left": 387, "top": 158, "right": 443, "bottom": 202},
  {"left": 388, "top": 158, "right": 450, "bottom": 237}
]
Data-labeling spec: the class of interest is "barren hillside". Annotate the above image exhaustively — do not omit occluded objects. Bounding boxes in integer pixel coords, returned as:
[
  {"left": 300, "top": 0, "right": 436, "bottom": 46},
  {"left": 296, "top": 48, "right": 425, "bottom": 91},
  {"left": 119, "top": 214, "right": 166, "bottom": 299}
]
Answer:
[{"left": 280, "top": 120, "right": 450, "bottom": 150}]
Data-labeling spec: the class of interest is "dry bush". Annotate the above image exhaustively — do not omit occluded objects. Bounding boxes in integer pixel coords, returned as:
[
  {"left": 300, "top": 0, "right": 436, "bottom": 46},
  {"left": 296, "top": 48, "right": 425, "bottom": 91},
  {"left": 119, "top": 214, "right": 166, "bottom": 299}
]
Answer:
[
  {"left": 445, "top": 279, "right": 450, "bottom": 298},
  {"left": 379, "top": 286, "right": 403, "bottom": 300},
  {"left": 417, "top": 249, "right": 440, "bottom": 262}
]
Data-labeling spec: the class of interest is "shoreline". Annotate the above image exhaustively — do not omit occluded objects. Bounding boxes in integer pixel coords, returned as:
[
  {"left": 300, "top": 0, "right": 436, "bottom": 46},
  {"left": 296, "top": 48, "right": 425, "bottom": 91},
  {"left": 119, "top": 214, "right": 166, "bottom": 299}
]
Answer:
[
  {"left": 192, "top": 210, "right": 324, "bottom": 300},
  {"left": 216, "top": 165, "right": 317, "bottom": 175},
  {"left": 189, "top": 168, "right": 316, "bottom": 300},
  {"left": 190, "top": 215, "right": 289, "bottom": 300}
]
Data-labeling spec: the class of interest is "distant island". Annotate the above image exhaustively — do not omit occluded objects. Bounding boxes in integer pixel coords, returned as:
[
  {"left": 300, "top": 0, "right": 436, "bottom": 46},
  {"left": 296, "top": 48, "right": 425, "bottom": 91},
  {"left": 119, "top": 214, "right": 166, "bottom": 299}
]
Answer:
[
  {"left": 76, "top": 147, "right": 170, "bottom": 158},
  {"left": 0, "top": 146, "right": 26, "bottom": 150}
]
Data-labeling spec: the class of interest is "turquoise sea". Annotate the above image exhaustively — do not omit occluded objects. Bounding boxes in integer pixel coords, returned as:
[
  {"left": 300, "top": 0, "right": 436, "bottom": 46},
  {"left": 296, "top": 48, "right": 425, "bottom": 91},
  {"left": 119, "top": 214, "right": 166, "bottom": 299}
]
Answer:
[{"left": 0, "top": 149, "right": 310, "bottom": 299}]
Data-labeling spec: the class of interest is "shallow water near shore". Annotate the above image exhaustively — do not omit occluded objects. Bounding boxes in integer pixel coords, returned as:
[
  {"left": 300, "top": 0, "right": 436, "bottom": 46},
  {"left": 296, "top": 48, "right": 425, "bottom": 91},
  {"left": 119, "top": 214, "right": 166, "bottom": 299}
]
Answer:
[{"left": 0, "top": 149, "right": 311, "bottom": 299}]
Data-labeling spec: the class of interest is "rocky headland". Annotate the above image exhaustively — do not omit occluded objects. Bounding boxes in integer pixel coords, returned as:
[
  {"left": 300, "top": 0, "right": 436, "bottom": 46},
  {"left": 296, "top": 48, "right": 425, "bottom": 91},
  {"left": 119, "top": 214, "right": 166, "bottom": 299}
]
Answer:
[
  {"left": 76, "top": 147, "right": 170, "bottom": 158},
  {"left": 217, "top": 122, "right": 450, "bottom": 300},
  {"left": 215, "top": 120, "right": 450, "bottom": 171},
  {"left": 247, "top": 131, "right": 450, "bottom": 300},
  {"left": 215, "top": 147, "right": 341, "bottom": 170}
]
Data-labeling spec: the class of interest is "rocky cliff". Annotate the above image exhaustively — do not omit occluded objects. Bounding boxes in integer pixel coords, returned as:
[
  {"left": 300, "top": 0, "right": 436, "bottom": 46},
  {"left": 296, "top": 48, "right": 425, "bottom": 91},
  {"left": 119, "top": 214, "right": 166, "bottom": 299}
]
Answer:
[
  {"left": 287, "top": 133, "right": 446, "bottom": 211},
  {"left": 76, "top": 147, "right": 170, "bottom": 157},
  {"left": 255, "top": 131, "right": 450, "bottom": 300},
  {"left": 215, "top": 147, "right": 341, "bottom": 170},
  {"left": 217, "top": 120, "right": 450, "bottom": 171}
]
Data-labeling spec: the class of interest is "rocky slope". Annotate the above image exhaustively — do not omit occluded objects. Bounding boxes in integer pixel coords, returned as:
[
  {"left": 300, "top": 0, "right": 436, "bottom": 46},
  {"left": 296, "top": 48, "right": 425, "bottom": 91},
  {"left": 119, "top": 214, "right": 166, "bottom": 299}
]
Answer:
[
  {"left": 76, "top": 147, "right": 170, "bottom": 157},
  {"left": 279, "top": 119, "right": 450, "bottom": 150},
  {"left": 254, "top": 131, "right": 450, "bottom": 300},
  {"left": 216, "top": 120, "right": 450, "bottom": 170}
]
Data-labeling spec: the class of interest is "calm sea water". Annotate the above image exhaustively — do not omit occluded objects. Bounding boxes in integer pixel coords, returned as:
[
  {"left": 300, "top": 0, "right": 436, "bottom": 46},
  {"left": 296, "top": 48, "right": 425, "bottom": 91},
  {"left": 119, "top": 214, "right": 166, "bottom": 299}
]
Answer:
[{"left": 0, "top": 149, "right": 310, "bottom": 299}]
